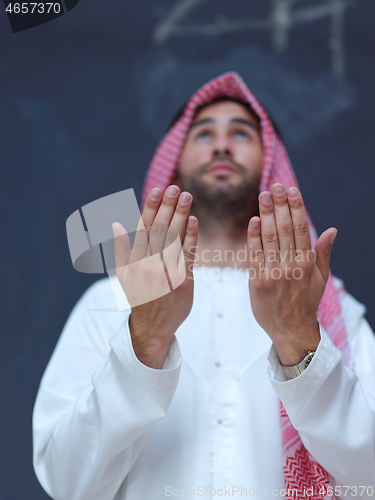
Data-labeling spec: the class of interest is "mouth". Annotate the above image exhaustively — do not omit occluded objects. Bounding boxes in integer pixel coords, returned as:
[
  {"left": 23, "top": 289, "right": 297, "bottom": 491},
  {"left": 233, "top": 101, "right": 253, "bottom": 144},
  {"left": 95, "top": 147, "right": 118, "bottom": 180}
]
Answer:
[{"left": 206, "top": 161, "right": 240, "bottom": 176}]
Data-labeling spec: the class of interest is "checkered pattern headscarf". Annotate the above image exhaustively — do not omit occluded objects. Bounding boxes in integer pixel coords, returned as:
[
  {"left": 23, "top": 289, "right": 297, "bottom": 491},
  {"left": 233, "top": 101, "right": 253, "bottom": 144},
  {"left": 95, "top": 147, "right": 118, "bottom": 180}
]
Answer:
[{"left": 141, "top": 72, "right": 349, "bottom": 499}]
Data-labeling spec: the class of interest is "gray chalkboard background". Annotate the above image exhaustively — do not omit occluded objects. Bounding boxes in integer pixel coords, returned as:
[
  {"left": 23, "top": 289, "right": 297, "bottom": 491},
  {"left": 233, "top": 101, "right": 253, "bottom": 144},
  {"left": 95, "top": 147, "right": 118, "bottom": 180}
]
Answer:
[{"left": 1, "top": 1, "right": 374, "bottom": 498}]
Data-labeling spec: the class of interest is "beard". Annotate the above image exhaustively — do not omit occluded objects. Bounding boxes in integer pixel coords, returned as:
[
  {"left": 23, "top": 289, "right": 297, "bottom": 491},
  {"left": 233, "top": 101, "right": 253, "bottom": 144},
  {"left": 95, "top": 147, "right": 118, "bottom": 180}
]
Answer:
[{"left": 176, "top": 159, "right": 261, "bottom": 222}]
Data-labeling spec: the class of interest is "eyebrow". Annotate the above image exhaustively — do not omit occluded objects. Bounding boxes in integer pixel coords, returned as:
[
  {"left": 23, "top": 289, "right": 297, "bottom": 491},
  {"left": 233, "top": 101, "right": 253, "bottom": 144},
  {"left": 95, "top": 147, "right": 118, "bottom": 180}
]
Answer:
[{"left": 189, "top": 117, "right": 260, "bottom": 132}]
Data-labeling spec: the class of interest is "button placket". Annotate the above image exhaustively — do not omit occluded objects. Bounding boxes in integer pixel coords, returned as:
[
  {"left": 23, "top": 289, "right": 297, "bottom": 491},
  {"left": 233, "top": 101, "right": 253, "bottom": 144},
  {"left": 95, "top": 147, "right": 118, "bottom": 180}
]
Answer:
[
  {"left": 219, "top": 280, "right": 239, "bottom": 489},
  {"left": 215, "top": 310, "right": 224, "bottom": 368},
  {"left": 212, "top": 275, "right": 225, "bottom": 490}
]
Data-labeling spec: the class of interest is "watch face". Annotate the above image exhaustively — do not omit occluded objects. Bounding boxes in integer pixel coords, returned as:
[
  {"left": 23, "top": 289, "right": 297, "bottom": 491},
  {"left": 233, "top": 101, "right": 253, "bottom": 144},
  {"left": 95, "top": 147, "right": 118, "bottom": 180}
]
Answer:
[{"left": 303, "top": 353, "right": 314, "bottom": 370}]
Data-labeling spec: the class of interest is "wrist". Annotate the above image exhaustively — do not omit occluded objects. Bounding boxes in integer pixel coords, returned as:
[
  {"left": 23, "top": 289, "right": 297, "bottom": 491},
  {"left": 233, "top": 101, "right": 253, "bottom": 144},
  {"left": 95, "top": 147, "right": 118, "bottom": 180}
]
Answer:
[
  {"left": 130, "top": 334, "right": 173, "bottom": 370},
  {"left": 273, "top": 322, "right": 320, "bottom": 366},
  {"left": 129, "top": 314, "right": 174, "bottom": 369}
]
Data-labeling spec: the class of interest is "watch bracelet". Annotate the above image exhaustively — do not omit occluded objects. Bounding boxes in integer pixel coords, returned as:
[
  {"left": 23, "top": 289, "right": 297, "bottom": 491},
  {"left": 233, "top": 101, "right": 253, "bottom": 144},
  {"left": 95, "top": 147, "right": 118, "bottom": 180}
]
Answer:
[{"left": 280, "top": 350, "right": 315, "bottom": 379}]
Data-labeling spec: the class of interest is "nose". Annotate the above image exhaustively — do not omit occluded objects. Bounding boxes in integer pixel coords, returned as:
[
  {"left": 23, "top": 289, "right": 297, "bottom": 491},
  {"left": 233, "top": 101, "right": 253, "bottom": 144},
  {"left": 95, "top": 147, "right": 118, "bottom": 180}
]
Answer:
[{"left": 213, "top": 133, "right": 232, "bottom": 158}]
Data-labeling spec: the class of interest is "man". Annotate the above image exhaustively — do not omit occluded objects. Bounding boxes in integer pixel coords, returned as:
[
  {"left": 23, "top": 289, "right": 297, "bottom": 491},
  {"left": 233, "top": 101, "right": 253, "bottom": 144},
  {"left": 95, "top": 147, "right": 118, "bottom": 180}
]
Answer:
[{"left": 33, "top": 72, "right": 375, "bottom": 500}]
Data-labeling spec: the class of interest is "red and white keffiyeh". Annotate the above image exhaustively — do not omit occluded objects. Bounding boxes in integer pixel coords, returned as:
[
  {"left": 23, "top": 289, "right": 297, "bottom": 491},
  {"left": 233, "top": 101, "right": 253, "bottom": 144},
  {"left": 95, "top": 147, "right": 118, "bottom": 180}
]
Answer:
[{"left": 141, "top": 72, "right": 349, "bottom": 499}]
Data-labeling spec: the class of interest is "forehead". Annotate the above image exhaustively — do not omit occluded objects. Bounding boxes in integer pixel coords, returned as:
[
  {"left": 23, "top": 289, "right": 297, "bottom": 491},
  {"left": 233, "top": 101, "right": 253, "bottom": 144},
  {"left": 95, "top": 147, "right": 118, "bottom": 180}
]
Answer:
[{"left": 191, "top": 101, "right": 260, "bottom": 129}]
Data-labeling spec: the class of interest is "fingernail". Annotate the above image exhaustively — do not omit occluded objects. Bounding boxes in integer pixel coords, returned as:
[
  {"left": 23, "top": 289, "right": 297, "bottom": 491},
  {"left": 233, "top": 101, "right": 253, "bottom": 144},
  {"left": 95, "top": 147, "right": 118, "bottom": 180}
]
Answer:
[
  {"left": 260, "top": 192, "right": 272, "bottom": 204},
  {"left": 287, "top": 187, "right": 299, "bottom": 200},
  {"left": 187, "top": 216, "right": 197, "bottom": 227},
  {"left": 150, "top": 188, "right": 162, "bottom": 201},
  {"left": 250, "top": 217, "right": 260, "bottom": 228},
  {"left": 166, "top": 185, "right": 179, "bottom": 197},
  {"left": 272, "top": 184, "right": 285, "bottom": 196},
  {"left": 180, "top": 192, "right": 192, "bottom": 205}
]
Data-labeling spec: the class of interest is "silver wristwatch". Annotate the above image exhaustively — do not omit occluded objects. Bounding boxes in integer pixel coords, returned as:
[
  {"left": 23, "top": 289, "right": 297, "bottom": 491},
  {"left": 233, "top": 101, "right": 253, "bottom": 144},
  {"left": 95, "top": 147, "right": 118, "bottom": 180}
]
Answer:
[{"left": 280, "top": 351, "right": 315, "bottom": 379}]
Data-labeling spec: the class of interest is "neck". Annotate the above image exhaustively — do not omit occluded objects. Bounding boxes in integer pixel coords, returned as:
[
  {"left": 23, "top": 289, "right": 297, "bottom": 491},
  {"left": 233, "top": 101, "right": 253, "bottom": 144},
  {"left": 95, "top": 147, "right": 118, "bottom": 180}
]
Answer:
[{"left": 190, "top": 205, "right": 257, "bottom": 269}]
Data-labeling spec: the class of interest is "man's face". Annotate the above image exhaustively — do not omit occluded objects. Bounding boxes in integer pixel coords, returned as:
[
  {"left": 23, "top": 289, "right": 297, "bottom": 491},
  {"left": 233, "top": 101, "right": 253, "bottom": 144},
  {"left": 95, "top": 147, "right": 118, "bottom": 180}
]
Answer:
[{"left": 174, "top": 101, "right": 263, "bottom": 219}]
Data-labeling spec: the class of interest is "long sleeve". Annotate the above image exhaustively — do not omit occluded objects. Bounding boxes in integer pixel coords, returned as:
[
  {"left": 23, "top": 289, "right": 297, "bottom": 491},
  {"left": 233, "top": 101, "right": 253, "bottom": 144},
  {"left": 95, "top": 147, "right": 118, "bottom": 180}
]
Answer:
[
  {"left": 32, "top": 279, "right": 182, "bottom": 500},
  {"left": 267, "top": 288, "right": 375, "bottom": 496}
]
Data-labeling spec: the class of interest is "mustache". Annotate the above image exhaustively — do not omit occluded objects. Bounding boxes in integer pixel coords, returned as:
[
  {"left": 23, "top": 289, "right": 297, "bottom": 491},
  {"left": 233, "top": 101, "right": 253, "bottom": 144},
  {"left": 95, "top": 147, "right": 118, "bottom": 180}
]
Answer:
[{"left": 200, "top": 157, "right": 246, "bottom": 175}]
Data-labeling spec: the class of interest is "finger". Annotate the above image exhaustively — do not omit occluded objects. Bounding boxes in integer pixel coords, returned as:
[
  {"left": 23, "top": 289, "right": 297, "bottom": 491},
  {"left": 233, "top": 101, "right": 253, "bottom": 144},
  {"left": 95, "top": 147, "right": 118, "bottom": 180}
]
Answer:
[
  {"left": 287, "top": 187, "right": 312, "bottom": 252},
  {"left": 314, "top": 228, "right": 337, "bottom": 283},
  {"left": 164, "top": 191, "right": 193, "bottom": 255},
  {"left": 177, "top": 216, "right": 199, "bottom": 283},
  {"left": 112, "top": 222, "right": 131, "bottom": 272},
  {"left": 148, "top": 185, "right": 180, "bottom": 256},
  {"left": 271, "top": 184, "right": 295, "bottom": 263},
  {"left": 259, "top": 191, "right": 279, "bottom": 268},
  {"left": 131, "top": 187, "right": 163, "bottom": 262},
  {"left": 247, "top": 216, "right": 264, "bottom": 277}
]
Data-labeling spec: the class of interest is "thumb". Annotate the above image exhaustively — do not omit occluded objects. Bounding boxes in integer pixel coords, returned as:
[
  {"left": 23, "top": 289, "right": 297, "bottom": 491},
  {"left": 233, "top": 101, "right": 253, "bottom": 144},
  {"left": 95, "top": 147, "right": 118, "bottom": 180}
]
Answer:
[
  {"left": 112, "top": 222, "right": 131, "bottom": 272},
  {"left": 314, "top": 227, "right": 337, "bottom": 283}
]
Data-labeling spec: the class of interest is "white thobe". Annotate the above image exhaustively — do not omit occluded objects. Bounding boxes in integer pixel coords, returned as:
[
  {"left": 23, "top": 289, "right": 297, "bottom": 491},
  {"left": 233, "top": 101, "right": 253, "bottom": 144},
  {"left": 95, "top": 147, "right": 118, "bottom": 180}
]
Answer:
[{"left": 32, "top": 266, "right": 375, "bottom": 500}]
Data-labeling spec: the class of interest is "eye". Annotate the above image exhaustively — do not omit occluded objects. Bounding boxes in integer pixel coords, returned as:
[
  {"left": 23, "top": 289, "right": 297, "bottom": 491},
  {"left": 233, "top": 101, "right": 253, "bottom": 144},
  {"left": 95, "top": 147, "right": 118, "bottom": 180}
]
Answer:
[
  {"left": 196, "top": 130, "right": 212, "bottom": 141},
  {"left": 234, "top": 130, "right": 250, "bottom": 140}
]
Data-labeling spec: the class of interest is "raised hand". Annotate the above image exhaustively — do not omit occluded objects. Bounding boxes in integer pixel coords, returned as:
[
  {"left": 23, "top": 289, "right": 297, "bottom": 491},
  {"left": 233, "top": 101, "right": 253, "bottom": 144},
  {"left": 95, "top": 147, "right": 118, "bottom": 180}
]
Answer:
[
  {"left": 112, "top": 185, "right": 198, "bottom": 369},
  {"left": 247, "top": 183, "right": 337, "bottom": 366}
]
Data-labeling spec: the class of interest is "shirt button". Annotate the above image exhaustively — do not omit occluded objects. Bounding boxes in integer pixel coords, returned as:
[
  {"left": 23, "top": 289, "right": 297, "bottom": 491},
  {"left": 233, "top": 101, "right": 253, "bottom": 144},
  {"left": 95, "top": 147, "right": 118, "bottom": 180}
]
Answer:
[
  {"left": 217, "top": 313, "right": 223, "bottom": 319},
  {"left": 217, "top": 419, "right": 223, "bottom": 424},
  {"left": 215, "top": 361, "right": 222, "bottom": 367}
]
